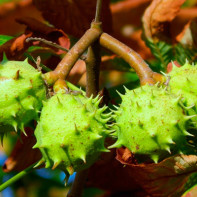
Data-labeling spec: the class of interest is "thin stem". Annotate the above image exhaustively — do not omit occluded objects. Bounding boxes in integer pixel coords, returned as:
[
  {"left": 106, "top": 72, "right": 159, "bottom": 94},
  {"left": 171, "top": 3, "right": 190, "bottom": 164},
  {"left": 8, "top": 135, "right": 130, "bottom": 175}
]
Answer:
[
  {"left": 43, "top": 26, "right": 102, "bottom": 86},
  {"left": 26, "top": 37, "right": 69, "bottom": 52},
  {"left": 85, "top": 39, "right": 101, "bottom": 97},
  {"left": 95, "top": 0, "right": 103, "bottom": 23},
  {"left": 0, "top": 162, "right": 36, "bottom": 192},
  {"left": 68, "top": 21, "right": 102, "bottom": 197},
  {"left": 67, "top": 169, "right": 88, "bottom": 197},
  {"left": 26, "top": 37, "right": 87, "bottom": 61},
  {"left": 99, "top": 33, "right": 164, "bottom": 85}
]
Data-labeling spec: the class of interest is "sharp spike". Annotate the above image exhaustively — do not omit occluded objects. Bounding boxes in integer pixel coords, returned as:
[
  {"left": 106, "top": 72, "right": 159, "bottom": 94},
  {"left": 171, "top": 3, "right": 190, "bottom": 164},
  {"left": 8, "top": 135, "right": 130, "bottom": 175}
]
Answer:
[
  {"left": 107, "top": 123, "right": 115, "bottom": 127},
  {"left": 52, "top": 161, "right": 61, "bottom": 170},
  {"left": 108, "top": 140, "right": 122, "bottom": 149},
  {"left": 165, "top": 146, "right": 171, "bottom": 154},
  {"left": 100, "top": 148, "right": 110, "bottom": 152},
  {"left": 136, "top": 101, "right": 141, "bottom": 108},
  {"left": 56, "top": 95, "right": 62, "bottom": 105},
  {"left": 33, "top": 143, "right": 39, "bottom": 149},
  {"left": 66, "top": 166, "right": 74, "bottom": 175},
  {"left": 11, "top": 111, "right": 16, "bottom": 117},
  {"left": 27, "top": 104, "right": 34, "bottom": 110},
  {"left": 1, "top": 53, "right": 8, "bottom": 64},
  {"left": 184, "top": 115, "right": 197, "bottom": 121},
  {"left": 180, "top": 103, "right": 195, "bottom": 110},
  {"left": 64, "top": 172, "right": 70, "bottom": 186},
  {"left": 12, "top": 122, "right": 17, "bottom": 132},
  {"left": 174, "top": 95, "right": 182, "bottom": 105},
  {"left": 166, "top": 138, "right": 175, "bottom": 144},
  {"left": 150, "top": 154, "right": 159, "bottom": 163},
  {"left": 186, "top": 77, "right": 191, "bottom": 82},
  {"left": 138, "top": 120, "right": 143, "bottom": 127},
  {"left": 93, "top": 134, "right": 103, "bottom": 139},
  {"left": 101, "top": 112, "right": 112, "bottom": 118},
  {"left": 13, "top": 70, "right": 20, "bottom": 80},
  {"left": 20, "top": 125, "right": 27, "bottom": 136},
  {"left": 92, "top": 94, "right": 100, "bottom": 103},
  {"left": 183, "top": 130, "right": 194, "bottom": 137},
  {"left": 45, "top": 161, "right": 51, "bottom": 168},
  {"left": 74, "top": 123, "right": 80, "bottom": 134},
  {"left": 116, "top": 90, "right": 124, "bottom": 98},
  {"left": 79, "top": 154, "right": 86, "bottom": 163},
  {"left": 113, "top": 105, "right": 119, "bottom": 110},
  {"left": 95, "top": 96, "right": 102, "bottom": 107},
  {"left": 123, "top": 85, "right": 129, "bottom": 93},
  {"left": 24, "top": 58, "right": 28, "bottom": 63},
  {"left": 185, "top": 58, "right": 189, "bottom": 64},
  {"left": 133, "top": 89, "right": 137, "bottom": 96},
  {"left": 34, "top": 159, "right": 45, "bottom": 168},
  {"left": 140, "top": 86, "right": 144, "bottom": 92},
  {"left": 149, "top": 100, "right": 153, "bottom": 108},
  {"left": 160, "top": 71, "right": 167, "bottom": 76}
]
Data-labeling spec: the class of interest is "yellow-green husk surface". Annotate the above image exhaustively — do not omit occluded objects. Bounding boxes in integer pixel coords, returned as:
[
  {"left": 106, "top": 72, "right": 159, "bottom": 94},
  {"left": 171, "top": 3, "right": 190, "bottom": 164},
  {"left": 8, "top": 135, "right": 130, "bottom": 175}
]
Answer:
[
  {"left": 111, "top": 84, "right": 194, "bottom": 163},
  {"left": 0, "top": 59, "right": 46, "bottom": 134},
  {"left": 168, "top": 62, "right": 197, "bottom": 127},
  {"left": 34, "top": 92, "right": 112, "bottom": 175}
]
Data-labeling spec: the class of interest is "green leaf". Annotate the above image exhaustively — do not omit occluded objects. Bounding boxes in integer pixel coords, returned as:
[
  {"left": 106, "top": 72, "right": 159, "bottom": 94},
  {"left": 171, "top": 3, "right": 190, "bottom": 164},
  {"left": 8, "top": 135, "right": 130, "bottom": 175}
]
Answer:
[
  {"left": 174, "top": 43, "right": 197, "bottom": 65},
  {"left": 0, "top": 35, "right": 13, "bottom": 45},
  {"left": 144, "top": 37, "right": 173, "bottom": 71}
]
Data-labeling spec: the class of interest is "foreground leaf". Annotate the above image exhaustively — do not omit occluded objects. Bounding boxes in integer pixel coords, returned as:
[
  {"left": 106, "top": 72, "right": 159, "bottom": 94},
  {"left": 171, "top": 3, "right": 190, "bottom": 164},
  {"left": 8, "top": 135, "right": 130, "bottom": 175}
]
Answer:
[
  {"left": 0, "top": 17, "right": 70, "bottom": 61},
  {"left": 142, "top": 0, "right": 185, "bottom": 39},
  {"left": 3, "top": 127, "right": 42, "bottom": 172},
  {"left": 116, "top": 147, "right": 197, "bottom": 197},
  {"left": 33, "top": 0, "right": 112, "bottom": 38}
]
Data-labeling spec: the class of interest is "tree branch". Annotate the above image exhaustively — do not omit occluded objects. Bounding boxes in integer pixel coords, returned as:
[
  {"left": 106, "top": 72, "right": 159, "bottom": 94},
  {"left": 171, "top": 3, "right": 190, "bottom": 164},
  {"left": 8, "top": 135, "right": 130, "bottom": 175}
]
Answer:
[
  {"left": 43, "top": 26, "right": 102, "bottom": 87},
  {"left": 99, "top": 33, "right": 164, "bottom": 85}
]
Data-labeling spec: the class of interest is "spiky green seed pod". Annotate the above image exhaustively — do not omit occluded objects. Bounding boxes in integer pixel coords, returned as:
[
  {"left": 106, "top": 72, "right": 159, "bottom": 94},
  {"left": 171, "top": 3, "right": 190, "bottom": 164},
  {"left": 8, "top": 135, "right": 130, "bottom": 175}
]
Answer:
[
  {"left": 111, "top": 84, "right": 194, "bottom": 163},
  {"left": 34, "top": 92, "right": 111, "bottom": 175},
  {"left": 0, "top": 59, "right": 47, "bottom": 134},
  {"left": 168, "top": 61, "right": 197, "bottom": 127}
]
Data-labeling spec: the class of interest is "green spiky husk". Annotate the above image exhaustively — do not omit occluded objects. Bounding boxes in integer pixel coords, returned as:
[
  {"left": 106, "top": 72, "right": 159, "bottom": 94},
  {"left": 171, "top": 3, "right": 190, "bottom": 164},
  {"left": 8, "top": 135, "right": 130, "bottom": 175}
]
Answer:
[
  {"left": 0, "top": 60, "right": 47, "bottom": 134},
  {"left": 168, "top": 62, "right": 197, "bottom": 127},
  {"left": 111, "top": 84, "right": 193, "bottom": 163},
  {"left": 34, "top": 92, "right": 112, "bottom": 175}
]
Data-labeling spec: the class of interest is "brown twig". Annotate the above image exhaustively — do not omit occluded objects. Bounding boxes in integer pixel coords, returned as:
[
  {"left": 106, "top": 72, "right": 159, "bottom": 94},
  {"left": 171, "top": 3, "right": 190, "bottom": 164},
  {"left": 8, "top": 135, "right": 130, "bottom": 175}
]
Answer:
[
  {"left": 67, "top": 169, "right": 89, "bottom": 197},
  {"left": 85, "top": 39, "right": 101, "bottom": 97},
  {"left": 43, "top": 25, "right": 102, "bottom": 87},
  {"left": 68, "top": 1, "right": 103, "bottom": 196},
  {"left": 26, "top": 37, "right": 87, "bottom": 61},
  {"left": 95, "top": 0, "right": 103, "bottom": 23},
  {"left": 99, "top": 33, "right": 164, "bottom": 85}
]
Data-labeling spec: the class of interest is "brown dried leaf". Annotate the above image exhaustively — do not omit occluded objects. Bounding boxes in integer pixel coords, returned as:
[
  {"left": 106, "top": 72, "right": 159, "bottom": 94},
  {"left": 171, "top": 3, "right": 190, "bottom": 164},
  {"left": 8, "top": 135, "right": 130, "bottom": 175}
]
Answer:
[
  {"left": 86, "top": 148, "right": 141, "bottom": 192},
  {"left": 111, "top": 0, "right": 151, "bottom": 32},
  {"left": 0, "top": 17, "right": 70, "bottom": 61},
  {"left": 3, "top": 127, "right": 42, "bottom": 173},
  {"left": 175, "top": 17, "right": 197, "bottom": 47},
  {"left": 171, "top": 7, "right": 197, "bottom": 41},
  {"left": 0, "top": 0, "right": 43, "bottom": 36},
  {"left": 32, "top": 0, "right": 112, "bottom": 38},
  {"left": 111, "top": 0, "right": 152, "bottom": 59},
  {"left": 142, "top": 0, "right": 186, "bottom": 40},
  {"left": 116, "top": 147, "right": 197, "bottom": 197}
]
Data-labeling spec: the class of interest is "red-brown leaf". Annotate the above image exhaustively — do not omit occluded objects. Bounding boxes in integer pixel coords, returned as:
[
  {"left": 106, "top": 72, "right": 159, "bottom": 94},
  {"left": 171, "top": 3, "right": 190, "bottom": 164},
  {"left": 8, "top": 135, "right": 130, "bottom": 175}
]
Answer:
[
  {"left": 86, "top": 148, "right": 141, "bottom": 192},
  {"left": 0, "top": 17, "right": 70, "bottom": 61},
  {"left": 3, "top": 127, "right": 42, "bottom": 172},
  {"left": 116, "top": 147, "right": 197, "bottom": 197},
  {"left": 142, "top": 0, "right": 186, "bottom": 40},
  {"left": 32, "top": 0, "right": 112, "bottom": 38}
]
